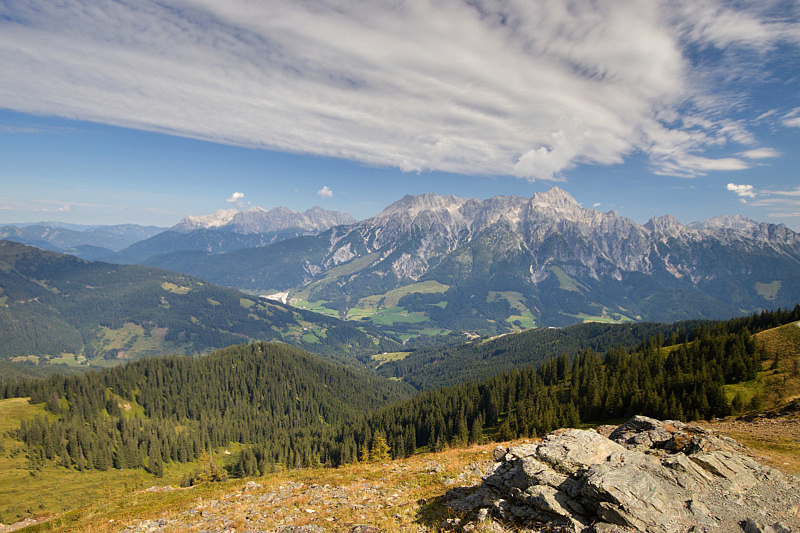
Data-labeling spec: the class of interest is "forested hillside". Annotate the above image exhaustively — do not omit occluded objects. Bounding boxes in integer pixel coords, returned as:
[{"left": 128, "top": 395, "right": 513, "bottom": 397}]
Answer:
[
  {"left": 0, "top": 240, "right": 400, "bottom": 366},
  {"left": 378, "top": 319, "right": 712, "bottom": 390},
  {"left": 2, "top": 342, "right": 414, "bottom": 475},
  {"left": 4, "top": 307, "right": 797, "bottom": 482},
  {"left": 232, "top": 307, "right": 800, "bottom": 475}
]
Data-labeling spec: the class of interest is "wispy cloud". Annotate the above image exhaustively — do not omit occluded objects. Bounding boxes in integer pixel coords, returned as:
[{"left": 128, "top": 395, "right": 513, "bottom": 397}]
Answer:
[
  {"left": 784, "top": 108, "right": 800, "bottom": 128},
  {"left": 317, "top": 186, "right": 333, "bottom": 198},
  {"left": 739, "top": 148, "right": 781, "bottom": 159},
  {"left": 1, "top": 1, "right": 797, "bottom": 181},
  {"left": 744, "top": 185, "right": 800, "bottom": 219}
]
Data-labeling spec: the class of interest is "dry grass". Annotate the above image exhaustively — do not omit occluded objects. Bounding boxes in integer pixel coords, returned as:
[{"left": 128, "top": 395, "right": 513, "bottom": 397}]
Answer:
[
  {"left": 6, "top": 444, "right": 512, "bottom": 533},
  {"left": 10, "top": 442, "right": 512, "bottom": 533}
]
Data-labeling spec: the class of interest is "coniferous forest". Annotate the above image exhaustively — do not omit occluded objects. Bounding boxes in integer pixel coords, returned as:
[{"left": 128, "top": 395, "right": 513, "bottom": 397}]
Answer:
[{"left": 3, "top": 306, "right": 798, "bottom": 481}]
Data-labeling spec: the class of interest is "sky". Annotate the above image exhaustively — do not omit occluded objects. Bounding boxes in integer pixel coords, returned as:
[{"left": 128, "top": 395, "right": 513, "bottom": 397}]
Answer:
[{"left": 1, "top": 0, "right": 799, "bottom": 230}]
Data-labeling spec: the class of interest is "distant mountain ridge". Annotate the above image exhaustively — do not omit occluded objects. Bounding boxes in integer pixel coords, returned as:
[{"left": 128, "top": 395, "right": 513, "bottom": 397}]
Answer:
[
  {"left": 111, "top": 205, "right": 356, "bottom": 263},
  {"left": 142, "top": 187, "right": 800, "bottom": 332},
  {"left": 173, "top": 205, "right": 356, "bottom": 234},
  {"left": 0, "top": 223, "right": 165, "bottom": 259}
]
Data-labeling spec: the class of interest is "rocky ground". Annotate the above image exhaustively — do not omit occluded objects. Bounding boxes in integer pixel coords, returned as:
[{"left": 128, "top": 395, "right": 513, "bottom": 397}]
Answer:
[
  {"left": 696, "top": 399, "right": 800, "bottom": 477},
  {"left": 5, "top": 413, "right": 800, "bottom": 533},
  {"left": 109, "top": 416, "right": 800, "bottom": 533},
  {"left": 445, "top": 416, "right": 800, "bottom": 532}
]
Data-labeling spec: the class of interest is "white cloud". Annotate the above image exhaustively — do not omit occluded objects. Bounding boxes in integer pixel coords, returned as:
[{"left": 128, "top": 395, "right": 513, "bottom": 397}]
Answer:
[
  {"left": 0, "top": 1, "right": 797, "bottom": 181},
  {"left": 226, "top": 191, "right": 244, "bottom": 204},
  {"left": 727, "top": 183, "right": 757, "bottom": 199},
  {"left": 739, "top": 148, "right": 781, "bottom": 159},
  {"left": 57, "top": 204, "right": 72, "bottom": 212},
  {"left": 317, "top": 186, "right": 333, "bottom": 198},
  {"left": 770, "top": 186, "right": 800, "bottom": 198},
  {"left": 751, "top": 186, "right": 800, "bottom": 220}
]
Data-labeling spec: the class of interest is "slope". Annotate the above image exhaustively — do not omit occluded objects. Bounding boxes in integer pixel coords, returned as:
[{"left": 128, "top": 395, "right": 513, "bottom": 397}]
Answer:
[
  {"left": 0, "top": 240, "right": 400, "bottom": 367},
  {"left": 0, "top": 341, "right": 414, "bottom": 522},
  {"left": 374, "top": 319, "right": 710, "bottom": 390},
  {"left": 2, "top": 309, "right": 799, "bottom": 527}
]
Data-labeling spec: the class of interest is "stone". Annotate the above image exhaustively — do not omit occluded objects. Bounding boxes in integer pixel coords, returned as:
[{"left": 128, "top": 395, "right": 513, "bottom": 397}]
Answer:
[
  {"left": 580, "top": 460, "right": 689, "bottom": 532},
  {"left": 743, "top": 518, "right": 793, "bottom": 533},
  {"left": 506, "top": 443, "right": 538, "bottom": 460},
  {"left": 474, "top": 508, "right": 490, "bottom": 522},
  {"left": 445, "top": 416, "right": 800, "bottom": 533},
  {"left": 348, "top": 526, "right": 382, "bottom": 533},
  {"left": 608, "top": 415, "right": 679, "bottom": 451},
  {"left": 520, "top": 485, "right": 576, "bottom": 520},
  {"left": 271, "top": 526, "right": 326, "bottom": 533},
  {"left": 512, "top": 455, "right": 569, "bottom": 489},
  {"left": 493, "top": 446, "right": 507, "bottom": 461},
  {"left": 689, "top": 451, "right": 759, "bottom": 491},
  {"left": 535, "top": 429, "right": 629, "bottom": 475}
]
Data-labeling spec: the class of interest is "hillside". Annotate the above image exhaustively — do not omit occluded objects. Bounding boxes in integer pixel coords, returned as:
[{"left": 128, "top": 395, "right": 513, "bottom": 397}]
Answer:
[
  {"left": 375, "top": 319, "right": 712, "bottom": 390},
  {"left": 0, "top": 241, "right": 400, "bottom": 368},
  {"left": 3, "top": 415, "right": 799, "bottom": 532},
  {"left": 1, "top": 309, "right": 799, "bottom": 529},
  {"left": 0, "top": 342, "right": 414, "bottom": 523},
  {"left": 140, "top": 188, "right": 800, "bottom": 337}
]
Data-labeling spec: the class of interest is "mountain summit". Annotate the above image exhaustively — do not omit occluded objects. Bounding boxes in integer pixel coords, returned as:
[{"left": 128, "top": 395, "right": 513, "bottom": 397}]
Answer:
[
  {"left": 141, "top": 188, "right": 800, "bottom": 332},
  {"left": 172, "top": 206, "right": 355, "bottom": 234},
  {"left": 112, "top": 205, "right": 356, "bottom": 263}
]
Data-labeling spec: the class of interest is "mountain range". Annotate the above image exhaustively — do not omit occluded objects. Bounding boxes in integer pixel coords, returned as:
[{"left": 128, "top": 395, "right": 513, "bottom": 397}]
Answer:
[
  {"left": 110, "top": 205, "right": 356, "bottom": 263},
  {"left": 134, "top": 187, "right": 800, "bottom": 334},
  {"left": 0, "top": 223, "right": 165, "bottom": 260},
  {"left": 0, "top": 205, "right": 355, "bottom": 263}
]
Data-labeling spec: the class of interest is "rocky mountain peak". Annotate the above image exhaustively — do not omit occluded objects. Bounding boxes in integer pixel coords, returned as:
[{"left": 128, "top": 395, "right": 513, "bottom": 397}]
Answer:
[
  {"left": 172, "top": 208, "right": 239, "bottom": 232},
  {"left": 304, "top": 206, "right": 356, "bottom": 226},
  {"left": 172, "top": 206, "right": 355, "bottom": 235},
  {"left": 689, "top": 214, "right": 760, "bottom": 231},
  {"left": 532, "top": 186, "right": 579, "bottom": 206},
  {"left": 526, "top": 187, "right": 587, "bottom": 223},
  {"left": 644, "top": 214, "right": 691, "bottom": 239},
  {"left": 379, "top": 192, "right": 467, "bottom": 219}
]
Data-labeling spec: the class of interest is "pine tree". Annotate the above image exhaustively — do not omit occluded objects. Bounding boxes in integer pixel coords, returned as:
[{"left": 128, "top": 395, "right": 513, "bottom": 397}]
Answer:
[
  {"left": 148, "top": 439, "right": 164, "bottom": 477},
  {"left": 369, "top": 433, "right": 391, "bottom": 462}
]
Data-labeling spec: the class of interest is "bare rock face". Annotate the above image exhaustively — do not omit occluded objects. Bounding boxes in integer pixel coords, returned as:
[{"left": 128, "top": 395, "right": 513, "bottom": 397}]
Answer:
[{"left": 447, "top": 416, "right": 800, "bottom": 532}]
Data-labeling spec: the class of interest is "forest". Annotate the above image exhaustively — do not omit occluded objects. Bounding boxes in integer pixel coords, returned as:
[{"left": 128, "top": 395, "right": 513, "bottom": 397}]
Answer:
[{"left": 2, "top": 306, "right": 798, "bottom": 481}]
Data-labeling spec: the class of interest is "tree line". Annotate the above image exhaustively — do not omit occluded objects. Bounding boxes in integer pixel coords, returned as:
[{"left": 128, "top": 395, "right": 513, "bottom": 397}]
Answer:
[{"left": 3, "top": 306, "right": 798, "bottom": 480}]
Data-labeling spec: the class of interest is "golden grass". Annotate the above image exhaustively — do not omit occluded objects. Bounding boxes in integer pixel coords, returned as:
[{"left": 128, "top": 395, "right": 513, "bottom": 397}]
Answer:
[{"left": 7, "top": 442, "right": 510, "bottom": 533}]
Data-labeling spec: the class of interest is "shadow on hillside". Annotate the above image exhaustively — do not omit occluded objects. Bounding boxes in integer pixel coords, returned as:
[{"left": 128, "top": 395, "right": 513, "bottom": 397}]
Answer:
[{"left": 414, "top": 493, "right": 455, "bottom": 529}]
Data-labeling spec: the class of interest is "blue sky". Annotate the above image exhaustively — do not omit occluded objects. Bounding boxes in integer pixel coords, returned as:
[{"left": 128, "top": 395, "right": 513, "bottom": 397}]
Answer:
[{"left": 1, "top": 1, "right": 799, "bottom": 230}]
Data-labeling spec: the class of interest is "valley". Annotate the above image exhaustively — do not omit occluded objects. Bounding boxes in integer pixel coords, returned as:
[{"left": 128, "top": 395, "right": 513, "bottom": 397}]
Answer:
[
  {"left": 0, "top": 240, "right": 401, "bottom": 373},
  {"left": 1, "top": 192, "right": 799, "bottom": 532},
  {"left": 5, "top": 2, "right": 800, "bottom": 530},
  {"left": 1, "top": 306, "right": 799, "bottom": 530}
]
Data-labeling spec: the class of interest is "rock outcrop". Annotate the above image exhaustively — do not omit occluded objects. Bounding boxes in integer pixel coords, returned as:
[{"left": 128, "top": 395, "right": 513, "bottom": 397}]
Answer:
[{"left": 446, "top": 416, "right": 800, "bottom": 532}]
